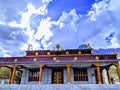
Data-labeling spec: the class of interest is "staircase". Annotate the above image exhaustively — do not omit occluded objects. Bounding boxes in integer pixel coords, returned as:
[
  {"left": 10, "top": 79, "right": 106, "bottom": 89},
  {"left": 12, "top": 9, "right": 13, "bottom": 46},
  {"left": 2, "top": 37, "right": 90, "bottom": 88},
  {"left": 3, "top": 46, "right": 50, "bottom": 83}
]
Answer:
[{"left": 0, "top": 84, "right": 120, "bottom": 90}]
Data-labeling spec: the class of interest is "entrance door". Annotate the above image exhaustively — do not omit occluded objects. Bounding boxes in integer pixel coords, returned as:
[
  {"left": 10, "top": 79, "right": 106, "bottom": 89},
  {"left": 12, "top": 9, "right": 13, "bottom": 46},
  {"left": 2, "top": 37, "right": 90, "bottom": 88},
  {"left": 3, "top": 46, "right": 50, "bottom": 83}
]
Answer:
[{"left": 52, "top": 69, "right": 63, "bottom": 84}]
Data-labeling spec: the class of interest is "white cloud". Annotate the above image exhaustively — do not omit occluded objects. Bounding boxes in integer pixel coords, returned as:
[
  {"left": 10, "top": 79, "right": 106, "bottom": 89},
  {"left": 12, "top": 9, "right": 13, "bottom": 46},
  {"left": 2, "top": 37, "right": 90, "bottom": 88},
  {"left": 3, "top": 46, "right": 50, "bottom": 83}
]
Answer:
[
  {"left": 109, "top": 0, "right": 120, "bottom": 11},
  {"left": 47, "top": 0, "right": 120, "bottom": 50},
  {"left": 0, "top": 46, "right": 11, "bottom": 57},
  {"left": 0, "top": 0, "right": 53, "bottom": 56},
  {"left": 34, "top": 17, "right": 53, "bottom": 49},
  {"left": 110, "top": 37, "right": 120, "bottom": 48},
  {"left": 84, "top": 0, "right": 120, "bottom": 49},
  {"left": 9, "top": 3, "right": 44, "bottom": 28},
  {"left": 56, "top": 9, "right": 79, "bottom": 31},
  {"left": 8, "top": 0, "right": 53, "bottom": 50},
  {"left": 8, "top": 0, "right": 120, "bottom": 51},
  {"left": 47, "top": 9, "right": 85, "bottom": 49},
  {"left": 87, "top": 0, "right": 109, "bottom": 21},
  {"left": 0, "top": 21, "right": 5, "bottom": 25}
]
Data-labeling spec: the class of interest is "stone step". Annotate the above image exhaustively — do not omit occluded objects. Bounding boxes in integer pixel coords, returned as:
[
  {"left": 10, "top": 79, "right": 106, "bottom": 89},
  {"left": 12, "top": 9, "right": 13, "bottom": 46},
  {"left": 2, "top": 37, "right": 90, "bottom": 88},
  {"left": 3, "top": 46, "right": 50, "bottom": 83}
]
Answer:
[{"left": 0, "top": 84, "right": 120, "bottom": 90}]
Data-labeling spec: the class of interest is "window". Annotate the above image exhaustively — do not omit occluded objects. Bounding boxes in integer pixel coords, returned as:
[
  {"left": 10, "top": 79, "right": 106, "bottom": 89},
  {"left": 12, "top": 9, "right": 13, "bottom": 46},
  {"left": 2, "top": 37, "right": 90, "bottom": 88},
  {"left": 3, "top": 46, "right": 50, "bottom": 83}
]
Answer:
[
  {"left": 74, "top": 68, "right": 88, "bottom": 81},
  {"left": 28, "top": 69, "right": 39, "bottom": 81}
]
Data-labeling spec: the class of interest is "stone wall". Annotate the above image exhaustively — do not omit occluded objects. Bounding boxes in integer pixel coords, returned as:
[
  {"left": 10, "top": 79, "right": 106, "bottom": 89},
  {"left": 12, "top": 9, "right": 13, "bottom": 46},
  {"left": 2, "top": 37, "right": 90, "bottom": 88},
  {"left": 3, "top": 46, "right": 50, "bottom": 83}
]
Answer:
[
  {"left": 88, "top": 68, "right": 96, "bottom": 84},
  {"left": 42, "top": 68, "right": 52, "bottom": 84},
  {"left": 20, "top": 69, "right": 29, "bottom": 84},
  {"left": 20, "top": 67, "right": 96, "bottom": 84}
]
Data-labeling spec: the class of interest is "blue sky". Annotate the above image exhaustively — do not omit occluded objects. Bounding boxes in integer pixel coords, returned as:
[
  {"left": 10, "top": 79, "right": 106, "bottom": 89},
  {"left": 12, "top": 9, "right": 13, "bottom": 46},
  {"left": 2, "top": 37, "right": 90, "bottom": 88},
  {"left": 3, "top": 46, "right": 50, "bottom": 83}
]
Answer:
[
  {"left": 0, "top": 0, "right": 120, "bottom": 56},
  {"left": 47, "top": 0, "right": 96, "bottom": 20}
]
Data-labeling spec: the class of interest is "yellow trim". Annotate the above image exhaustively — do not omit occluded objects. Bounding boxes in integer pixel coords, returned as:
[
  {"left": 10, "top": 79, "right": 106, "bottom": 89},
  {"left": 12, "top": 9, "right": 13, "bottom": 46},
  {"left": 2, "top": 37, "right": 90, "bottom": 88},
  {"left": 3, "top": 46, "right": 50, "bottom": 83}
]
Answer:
[
  {"left": 66, "top": 51, "right": 69, "bottom": 55},
  {"left": 35, "top": 52, "right": 38, "bottom": 55},
  {"left": 53, "top": 57, "right": 57, "bottom": 60},
  {"left": 33, "top": 58, "right": 37, "bottom": 61},
  {"left": 25, "top": 54, "right": 92, "bottom": 57},
  {"left": 47, "top": 52, "right": 50, "bottom": 55},
  {"left": 74, "top": 57, "right": 78, "bottom": 60},
  {"left": 95, "top": 56, "right": 99, "bottom": 60},
  {"left": 78, "top": 51, "right": 81, "bottom": 55},
  {"left": 14, "top": 59, "right": 17, "bottom": 62}
]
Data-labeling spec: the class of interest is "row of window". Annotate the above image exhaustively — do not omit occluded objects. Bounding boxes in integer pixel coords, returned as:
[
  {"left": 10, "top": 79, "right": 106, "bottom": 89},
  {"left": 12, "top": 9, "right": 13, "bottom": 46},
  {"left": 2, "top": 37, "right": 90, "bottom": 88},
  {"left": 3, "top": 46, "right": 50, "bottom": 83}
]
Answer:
[
  {"left": 28, "top": 68, "right": 88, "bottom": 82},
  {"left": 28, "top": 70, "right": 39, "bottom": 81},
  {"left": 74, "top": 69, "right": 88, "bottom": 81}
]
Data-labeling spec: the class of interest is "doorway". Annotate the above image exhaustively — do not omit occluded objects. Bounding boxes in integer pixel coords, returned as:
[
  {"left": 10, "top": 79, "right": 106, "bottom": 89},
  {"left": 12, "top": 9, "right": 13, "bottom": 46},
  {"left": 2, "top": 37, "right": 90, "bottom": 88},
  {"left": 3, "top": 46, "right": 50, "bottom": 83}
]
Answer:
[{"left": 52, "top": 69, "right": 63, "bottom": 84}]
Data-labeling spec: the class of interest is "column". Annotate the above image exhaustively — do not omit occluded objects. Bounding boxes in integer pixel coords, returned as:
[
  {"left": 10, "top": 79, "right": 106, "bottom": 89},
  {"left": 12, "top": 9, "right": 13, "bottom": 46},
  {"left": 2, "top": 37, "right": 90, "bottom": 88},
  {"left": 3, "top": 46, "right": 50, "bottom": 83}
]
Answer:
[
  {"left": 9, "top": 69, "right": 13, "bottom": 84},
  {"left": 117, "top": 65, "right": 120, "bottom": 81},
  {"left": 39, "top": 65, "right": 44, "bottom": 84},
  {"left": 66, "top": 64, "right": 71, "bottom": 84},
  {"left": 10, "top": 66, "right": 17, "bottom": 84},
  {"left": 106, "top": 68, "right": 111, "bottom": 84},
  {"left": 96, "top": 64, "right": 102, "bottom": 84}
]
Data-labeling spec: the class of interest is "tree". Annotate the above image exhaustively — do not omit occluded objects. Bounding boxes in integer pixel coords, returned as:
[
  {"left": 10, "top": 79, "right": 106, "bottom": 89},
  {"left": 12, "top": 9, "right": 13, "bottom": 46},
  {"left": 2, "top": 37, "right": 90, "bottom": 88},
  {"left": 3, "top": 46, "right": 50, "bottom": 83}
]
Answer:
[{"left": 0, "top": 67, "right": 11, "bottom": 78}]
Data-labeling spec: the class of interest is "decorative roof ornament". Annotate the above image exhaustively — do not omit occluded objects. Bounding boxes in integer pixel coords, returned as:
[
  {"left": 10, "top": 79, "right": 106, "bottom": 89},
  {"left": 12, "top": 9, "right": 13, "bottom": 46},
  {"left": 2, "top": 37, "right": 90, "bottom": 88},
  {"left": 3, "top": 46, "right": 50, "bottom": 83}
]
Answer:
[
  {"left": 47, "top": 52, "right": 50, "bottom": 55},
  {"left": 78, "top": 51, "right": 81, "bottom": 54},
  {"left": 87, "top": 43, "right": 91, "bottom": 49},
  {"left": 74, "top": 57, "right": 78, "bottom": 60},
  {"left": 53, "top": 57, "right": 57, "bottom": 60},
  {"left": 54, "top": 44, "right": 64, "bottom": 51},
  {"left": 95, "top": 56, "right": 99, "bottom": 60},
  {"left": 56, "top": 44, "right": 60, "bottom": 50},
  {"left": 27, "top": 45, "right": 33, "bottom": 51}
]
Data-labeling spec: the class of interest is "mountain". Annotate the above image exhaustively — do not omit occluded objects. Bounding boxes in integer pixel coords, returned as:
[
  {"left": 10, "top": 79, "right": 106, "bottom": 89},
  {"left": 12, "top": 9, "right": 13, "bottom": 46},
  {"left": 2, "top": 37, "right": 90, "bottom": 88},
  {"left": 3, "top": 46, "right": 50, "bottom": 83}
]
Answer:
[
  {"left": 92, "top": 48, "right": 120, "bottom": 54},
  {"left": 78, "top": 44, "right": 120, "bottom": 54}
]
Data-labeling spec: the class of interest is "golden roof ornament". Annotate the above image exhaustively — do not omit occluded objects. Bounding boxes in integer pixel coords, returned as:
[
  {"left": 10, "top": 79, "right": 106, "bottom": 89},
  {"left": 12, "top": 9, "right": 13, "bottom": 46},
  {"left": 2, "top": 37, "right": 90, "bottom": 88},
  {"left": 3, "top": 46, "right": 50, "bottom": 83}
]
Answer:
[
  {"left": 27, "top": 45, "right": 33, "bottom": 51},
  {"left": 87, "top": 43, "right": 91, "bottom": 49},
  {"left": 56, "top": 44, "right": 60, "bottom": 50},
  {"left": 28, "top": 45, "right": 30, "bottom": 51},
  {"left": 54, "top": 44, "right": 64, "bottom": 51}
]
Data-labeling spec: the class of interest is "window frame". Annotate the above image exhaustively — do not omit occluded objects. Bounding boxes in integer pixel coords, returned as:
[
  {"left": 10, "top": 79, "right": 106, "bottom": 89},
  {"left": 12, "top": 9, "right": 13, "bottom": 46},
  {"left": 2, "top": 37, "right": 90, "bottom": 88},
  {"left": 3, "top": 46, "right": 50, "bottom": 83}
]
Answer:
[
  {"left": 28, "top": 69, "right": 39, "bottom": 82},
  {"left": 73, "top": 68, "right": 88, "bottom": 82}
]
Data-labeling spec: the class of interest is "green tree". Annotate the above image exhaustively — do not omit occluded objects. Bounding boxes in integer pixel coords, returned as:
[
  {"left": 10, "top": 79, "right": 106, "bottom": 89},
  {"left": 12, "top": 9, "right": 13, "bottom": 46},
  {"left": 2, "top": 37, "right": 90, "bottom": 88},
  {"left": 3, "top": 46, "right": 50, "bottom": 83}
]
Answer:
[{"left": 0, "top": 67, "right": 11, "bottom": 78}]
